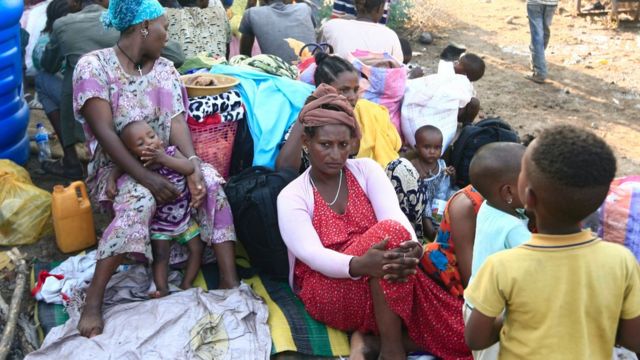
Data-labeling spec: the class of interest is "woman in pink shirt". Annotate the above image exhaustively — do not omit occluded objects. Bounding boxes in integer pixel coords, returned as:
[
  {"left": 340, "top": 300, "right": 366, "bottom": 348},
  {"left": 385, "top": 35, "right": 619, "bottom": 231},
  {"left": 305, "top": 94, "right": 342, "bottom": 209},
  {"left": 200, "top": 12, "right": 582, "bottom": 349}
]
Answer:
[{"left": 277, "top": 85, "right": 471, "bottom": 360}]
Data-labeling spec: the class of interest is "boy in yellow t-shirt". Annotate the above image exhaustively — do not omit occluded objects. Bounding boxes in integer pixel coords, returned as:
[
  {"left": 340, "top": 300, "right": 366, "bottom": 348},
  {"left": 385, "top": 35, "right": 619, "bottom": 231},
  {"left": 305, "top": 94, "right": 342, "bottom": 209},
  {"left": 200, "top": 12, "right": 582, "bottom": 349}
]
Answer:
[{"left": 464, "top": 125, "right": 640, "bottom": 359}]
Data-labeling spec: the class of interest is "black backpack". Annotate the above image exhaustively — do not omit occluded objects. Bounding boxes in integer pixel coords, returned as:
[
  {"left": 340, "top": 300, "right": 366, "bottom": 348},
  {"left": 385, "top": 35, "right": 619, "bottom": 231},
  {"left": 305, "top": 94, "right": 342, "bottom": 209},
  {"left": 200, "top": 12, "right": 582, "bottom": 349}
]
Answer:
[
  {"left": 224, "top": 166, "right": 298, "bottom": 279},
  {"left": 450, "top": 118, "right": 520, "bottom": 188}
]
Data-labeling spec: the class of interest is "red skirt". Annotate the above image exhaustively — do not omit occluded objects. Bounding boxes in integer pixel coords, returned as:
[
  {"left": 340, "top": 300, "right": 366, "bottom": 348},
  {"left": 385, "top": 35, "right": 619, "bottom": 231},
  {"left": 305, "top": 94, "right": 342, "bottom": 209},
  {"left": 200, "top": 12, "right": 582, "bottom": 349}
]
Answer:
[{"left": 295, "top": 220, "right": 471, "bottom": 360}]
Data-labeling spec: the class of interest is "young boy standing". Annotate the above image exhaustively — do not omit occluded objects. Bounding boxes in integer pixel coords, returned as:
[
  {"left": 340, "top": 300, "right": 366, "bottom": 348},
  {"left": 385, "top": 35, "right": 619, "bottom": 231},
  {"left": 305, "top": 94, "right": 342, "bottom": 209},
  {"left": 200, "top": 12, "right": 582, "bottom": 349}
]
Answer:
[{"left": 464, "top": 125, "right": 640, "bottom": 358}]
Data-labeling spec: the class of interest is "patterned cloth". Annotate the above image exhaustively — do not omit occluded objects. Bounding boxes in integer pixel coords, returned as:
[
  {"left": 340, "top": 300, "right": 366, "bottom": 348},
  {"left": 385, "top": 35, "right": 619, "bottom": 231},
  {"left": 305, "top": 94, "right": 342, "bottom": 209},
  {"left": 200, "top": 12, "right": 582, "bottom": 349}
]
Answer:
[
  {"left": 148, "top": 146, "right": 193, "bottom": 238},
  {"left": 294, "top": 169, "right": 471, "bottom": 359},
  {"left": 230, "top": 54, "right": 298, "bottom": 80},
  {"left": 385, "top": 158, "right": 426, "bottom": 239},
  {"left": 348, "top": 50, "right": 406, "bottom": 135},
  {"left": 165, "top": 6, "right": 231, "bottom": 59},
  {"left": 210, "top": 64, "right": 314, "bottom": 168},
  {"left": 421, "top": 185, "right": 484, "bottom": 297},
  {"left": 186, "top": 90, "right": 245, "bottom": 125},
  {"left": 386, "top": 158, "right": 454, "bottom": 240},
  {"left": 599, "top": 176, "right": 640, "bottom": 262},
  {"left": 101, "top": 0, "right": 165, "bottom": 31},
  {"left": 73, "top": 48, "right": 236, "bottom": 262}
]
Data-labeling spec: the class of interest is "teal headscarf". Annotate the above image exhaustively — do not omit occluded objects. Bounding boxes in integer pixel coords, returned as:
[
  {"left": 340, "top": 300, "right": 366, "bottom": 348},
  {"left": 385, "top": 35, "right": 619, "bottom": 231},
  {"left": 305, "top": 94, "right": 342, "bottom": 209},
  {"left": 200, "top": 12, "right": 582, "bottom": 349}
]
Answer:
[{"left": 102, "top": 0, "right": 165, "bottom": 32}]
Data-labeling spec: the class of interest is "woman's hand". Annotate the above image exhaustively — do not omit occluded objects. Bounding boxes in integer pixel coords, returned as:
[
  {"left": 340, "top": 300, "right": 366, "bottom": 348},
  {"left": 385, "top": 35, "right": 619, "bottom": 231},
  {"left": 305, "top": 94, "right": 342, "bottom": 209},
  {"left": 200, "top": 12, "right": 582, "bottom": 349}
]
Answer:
[
  {"left": 349, "top": 239, "right": 421, "bottom": 281},
  {"left": 142, "top": 171, "right": 180, "bottom": 205},
  {"left": 349, "top": 239, "right": 390, "bottom": 278},
  {"left": 187, "top": 163, "right": 206, "bottom": 209},
  {"left": 381, "top": 241, "right": 422, "bottom": 283},
  {"left": 106, "top": 174, "right": 118, "bottom": 200}
]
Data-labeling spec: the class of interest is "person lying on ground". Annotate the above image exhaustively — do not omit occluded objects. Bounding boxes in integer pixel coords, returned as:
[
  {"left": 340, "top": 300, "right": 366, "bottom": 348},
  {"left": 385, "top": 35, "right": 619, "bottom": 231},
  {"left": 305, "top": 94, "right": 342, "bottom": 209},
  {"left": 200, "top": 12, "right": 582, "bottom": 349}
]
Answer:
[
  {"left": 277, "top": 84, "right": 472, "bottom": 360},
  {"left": 40, "top": 0, "right": 184, "bottom": 179},
  {"left": 239, "top": 0, "right": 316, "bottom": 63},
  {"left": 106, "top": 121, "right": 204, "bottom": 296},
  {"left": 320, "top": 0, "right": 403, "bottom": 63},
  {"left": 386, "top": 125, "right": 456, "bottom": 242},
  {"left": 72, "top": 0, "right": 238, "bottom": 338},
  {"left": 276, "top": 51, "right": 401, "bottom": 172},
  {"left": 401, "top": 52, "right": 485, "bottom": 151},
  {"left": 465, "top": 125, "right": 640, "bottom": 357}
]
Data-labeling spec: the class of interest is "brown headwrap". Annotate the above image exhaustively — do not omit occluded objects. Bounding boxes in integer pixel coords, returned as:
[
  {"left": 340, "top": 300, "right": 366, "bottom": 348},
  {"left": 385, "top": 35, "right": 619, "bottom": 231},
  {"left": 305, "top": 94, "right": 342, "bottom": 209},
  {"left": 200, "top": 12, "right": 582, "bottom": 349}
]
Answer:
[{"left": 297, "top": 84, "right": 361, "bottom": 140}]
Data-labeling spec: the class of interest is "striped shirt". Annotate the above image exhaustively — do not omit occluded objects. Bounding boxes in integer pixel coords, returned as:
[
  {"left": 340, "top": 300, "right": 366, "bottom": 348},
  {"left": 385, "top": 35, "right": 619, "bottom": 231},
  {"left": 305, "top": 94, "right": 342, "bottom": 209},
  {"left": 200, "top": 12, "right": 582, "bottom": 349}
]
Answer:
[{"left": 331, "top": 0, "right": 390, "bottom": 24}]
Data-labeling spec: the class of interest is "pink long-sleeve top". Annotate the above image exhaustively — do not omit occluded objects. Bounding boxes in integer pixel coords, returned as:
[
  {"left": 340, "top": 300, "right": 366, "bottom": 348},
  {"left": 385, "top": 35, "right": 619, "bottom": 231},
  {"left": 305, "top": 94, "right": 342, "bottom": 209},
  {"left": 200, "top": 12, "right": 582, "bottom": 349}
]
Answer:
[{"left": 277, "top": 158, "right": 418, "bottom": 287}]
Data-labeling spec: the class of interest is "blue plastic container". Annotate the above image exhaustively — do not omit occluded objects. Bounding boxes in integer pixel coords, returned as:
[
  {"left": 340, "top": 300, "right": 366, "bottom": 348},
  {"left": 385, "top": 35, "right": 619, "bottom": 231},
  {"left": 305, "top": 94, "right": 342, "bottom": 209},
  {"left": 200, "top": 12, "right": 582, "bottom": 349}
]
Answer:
[{"left": 0, "top": 0, "right": 30, "bottom": 165}]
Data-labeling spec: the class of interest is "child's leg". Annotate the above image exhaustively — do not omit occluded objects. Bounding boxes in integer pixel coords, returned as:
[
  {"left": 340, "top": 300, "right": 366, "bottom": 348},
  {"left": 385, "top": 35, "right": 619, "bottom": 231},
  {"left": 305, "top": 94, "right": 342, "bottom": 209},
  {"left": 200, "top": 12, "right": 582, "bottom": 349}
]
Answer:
[
  {"left": 180, "top": 235, "right": 203, "bottom": 290},
  {"left": 77, "top": 254, "right": 124, "bottom": 338},
  {"left": 150, "top": 240, "right": 171, "bottom": 298}
]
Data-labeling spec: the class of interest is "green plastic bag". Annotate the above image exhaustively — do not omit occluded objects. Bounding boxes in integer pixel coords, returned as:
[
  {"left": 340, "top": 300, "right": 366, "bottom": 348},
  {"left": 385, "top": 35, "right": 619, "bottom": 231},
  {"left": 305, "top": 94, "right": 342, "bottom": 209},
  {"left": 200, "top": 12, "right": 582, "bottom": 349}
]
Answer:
[{"left": 0, "top": 160, "right": 52, "bottom": 245}]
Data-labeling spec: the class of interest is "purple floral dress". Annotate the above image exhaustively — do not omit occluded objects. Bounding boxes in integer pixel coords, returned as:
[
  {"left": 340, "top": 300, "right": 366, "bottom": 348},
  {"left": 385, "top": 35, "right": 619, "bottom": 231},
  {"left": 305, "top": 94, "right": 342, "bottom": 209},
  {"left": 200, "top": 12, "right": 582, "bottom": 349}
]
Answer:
[{"left": 73, "top": 48, "right": 235, "bottom": 263}]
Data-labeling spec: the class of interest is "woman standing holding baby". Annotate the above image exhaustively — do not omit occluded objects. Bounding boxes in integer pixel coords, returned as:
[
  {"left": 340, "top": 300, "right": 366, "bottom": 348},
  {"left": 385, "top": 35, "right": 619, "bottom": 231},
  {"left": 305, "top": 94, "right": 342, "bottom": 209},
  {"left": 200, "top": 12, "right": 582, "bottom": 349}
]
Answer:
[{"left": 72, "top": 0, "right": 238, "bottom": 338}]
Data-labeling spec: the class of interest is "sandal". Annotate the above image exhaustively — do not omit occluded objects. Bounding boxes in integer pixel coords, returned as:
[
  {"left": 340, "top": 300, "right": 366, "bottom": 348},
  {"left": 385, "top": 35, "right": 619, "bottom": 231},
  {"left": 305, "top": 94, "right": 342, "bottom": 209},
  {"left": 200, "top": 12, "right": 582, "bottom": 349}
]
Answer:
[{"left": 41, "top": 159, "right": 84, "bottom": 180}]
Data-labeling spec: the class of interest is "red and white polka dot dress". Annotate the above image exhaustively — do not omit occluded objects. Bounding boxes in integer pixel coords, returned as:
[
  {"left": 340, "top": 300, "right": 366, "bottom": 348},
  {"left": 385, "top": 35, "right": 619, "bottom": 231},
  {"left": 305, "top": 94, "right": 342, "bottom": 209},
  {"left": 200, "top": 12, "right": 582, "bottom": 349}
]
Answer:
[{"left": 295, "top": 169, "right": 471, "bottom": 359}]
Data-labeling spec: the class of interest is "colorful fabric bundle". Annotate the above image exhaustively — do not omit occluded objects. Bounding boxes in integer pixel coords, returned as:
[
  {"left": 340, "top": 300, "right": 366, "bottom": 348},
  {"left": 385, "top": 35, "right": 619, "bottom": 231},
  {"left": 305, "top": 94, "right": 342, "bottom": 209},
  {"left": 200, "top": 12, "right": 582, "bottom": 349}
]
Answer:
[
  {"left": 210, "top": 65, "right": 314, "bottom": 169},
  {"left": 230, "top": 54, "right": 298, "bottom": 80},
  {"left": 186, "top": 89, "right": 245, "bottom": 125},
  {"left": 348, "top": 50, "right": 407, "bottom": 135},
  {"left": 598, "top": 176, "right": 640, "bottom": 261}
]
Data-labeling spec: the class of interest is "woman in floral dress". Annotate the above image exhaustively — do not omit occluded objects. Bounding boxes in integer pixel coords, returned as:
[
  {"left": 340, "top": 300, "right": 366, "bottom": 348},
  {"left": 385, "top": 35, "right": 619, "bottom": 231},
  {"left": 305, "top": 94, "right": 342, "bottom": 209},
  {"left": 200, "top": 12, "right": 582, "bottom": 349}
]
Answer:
[{"left": 72, "top": 0, "right": 238, "bottom": 338}]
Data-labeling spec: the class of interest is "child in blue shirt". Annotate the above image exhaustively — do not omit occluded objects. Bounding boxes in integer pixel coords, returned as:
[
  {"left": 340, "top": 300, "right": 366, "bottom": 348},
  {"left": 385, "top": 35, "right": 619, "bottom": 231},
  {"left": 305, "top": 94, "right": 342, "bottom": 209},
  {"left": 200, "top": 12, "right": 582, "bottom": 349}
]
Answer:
[{"left": 463, "top": 142, "right": 529, "bottom": 360}]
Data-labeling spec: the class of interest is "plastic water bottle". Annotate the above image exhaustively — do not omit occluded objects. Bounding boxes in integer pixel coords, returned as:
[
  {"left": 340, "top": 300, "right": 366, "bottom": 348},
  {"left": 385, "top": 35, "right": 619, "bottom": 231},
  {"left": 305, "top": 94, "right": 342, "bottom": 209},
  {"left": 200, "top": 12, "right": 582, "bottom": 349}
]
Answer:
[{"left": 35, "top": 123, "right": 52, "bottom": 163}]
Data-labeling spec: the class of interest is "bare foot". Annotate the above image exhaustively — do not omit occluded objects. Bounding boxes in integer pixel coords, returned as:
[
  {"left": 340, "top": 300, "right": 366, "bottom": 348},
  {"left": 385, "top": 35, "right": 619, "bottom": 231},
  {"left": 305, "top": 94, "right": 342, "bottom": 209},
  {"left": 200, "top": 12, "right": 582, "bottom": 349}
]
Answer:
[
  {"left": 77, "top": 304, "right": 103, "bottom": 338},
  {"left": 149, "top": 288, "right": 169, "bottom": 298},
  {"left": 350, "top": 331, "right": 379, "bottom": 360},
  {"left": 218, "top": 276, "right": 240, "bottom": 289}
]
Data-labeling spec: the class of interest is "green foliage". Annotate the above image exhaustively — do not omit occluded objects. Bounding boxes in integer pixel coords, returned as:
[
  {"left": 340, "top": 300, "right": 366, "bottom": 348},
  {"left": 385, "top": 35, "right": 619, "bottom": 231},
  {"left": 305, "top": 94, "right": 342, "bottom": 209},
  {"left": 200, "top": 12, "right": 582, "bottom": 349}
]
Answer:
[
  {"left": 318, "top": 0, "right": 333, "bottom": 20},
  {"left": 387, "top": 0, "right": 414, "bottom": 31}
]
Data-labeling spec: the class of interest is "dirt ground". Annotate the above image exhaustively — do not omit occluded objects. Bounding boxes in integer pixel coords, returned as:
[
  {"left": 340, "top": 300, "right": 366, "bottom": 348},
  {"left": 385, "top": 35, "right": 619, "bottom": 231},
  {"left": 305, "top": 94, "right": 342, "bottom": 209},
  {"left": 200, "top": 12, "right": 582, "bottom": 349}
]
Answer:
[
  {"left": 1, "top": 0, "right": 639, "bottom": 357},
  {"left": 407, "top": 0, "right": 640, "bottom": 175}
]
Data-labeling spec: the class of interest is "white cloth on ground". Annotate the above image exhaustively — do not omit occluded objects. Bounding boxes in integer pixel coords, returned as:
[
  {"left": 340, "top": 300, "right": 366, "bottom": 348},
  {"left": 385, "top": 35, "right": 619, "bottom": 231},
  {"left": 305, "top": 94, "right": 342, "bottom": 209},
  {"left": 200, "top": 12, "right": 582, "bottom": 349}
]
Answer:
[
  {"left": 33, "top": 250, "right": 98, "bottom": 304},
  {"left": 26, "top": 267, "right": 271, "bottom": 360},
  {"left": 401, "top": 60, "right": 474, "bottom": 151}
]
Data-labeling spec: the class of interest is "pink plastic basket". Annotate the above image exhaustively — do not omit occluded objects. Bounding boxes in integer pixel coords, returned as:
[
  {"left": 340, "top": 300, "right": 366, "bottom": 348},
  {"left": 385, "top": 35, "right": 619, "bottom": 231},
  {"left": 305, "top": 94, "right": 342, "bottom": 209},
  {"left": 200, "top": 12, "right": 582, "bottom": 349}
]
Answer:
[{"left": 189, "top": 121, "right": 238, "bottom": 180}]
